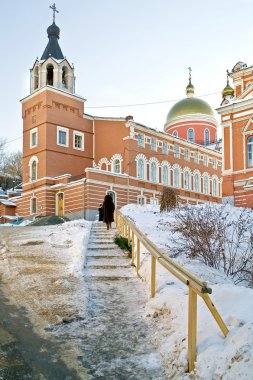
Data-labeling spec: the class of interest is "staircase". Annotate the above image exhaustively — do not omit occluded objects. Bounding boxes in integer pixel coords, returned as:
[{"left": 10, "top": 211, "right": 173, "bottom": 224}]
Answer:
[
  {"left": 81, "top": 222, "right": 166, "bottom": 379},
  {"left": 85, "top": 222, "right": 134, "bottom": 279}
]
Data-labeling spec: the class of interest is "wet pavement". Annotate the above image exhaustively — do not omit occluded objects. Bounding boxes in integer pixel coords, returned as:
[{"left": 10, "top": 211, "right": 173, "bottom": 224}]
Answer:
[
  {"left": 0, "top": 223, "right": 167, "bottom": 379},
  {"left": 0, "top": 283, "right": 81, "bottom": 380}
]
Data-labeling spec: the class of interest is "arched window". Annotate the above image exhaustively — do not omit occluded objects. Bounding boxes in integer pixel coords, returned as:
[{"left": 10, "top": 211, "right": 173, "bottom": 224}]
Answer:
[
  {"left": 203, "top": 175, "right": 209, "bottom": 194},
  {"left": 101, "top": 162, "right": 107, "bottom": 171},
  {"left": 150, "top": 197, "right": 158, "bottom": 205},
  {"left": 204, "top": 129, "right": 210, "bottom": 145},
  {"left": 113, "top": 159, "right": 121, "bottom": 173},
  {"left": 46, "top": 64, "right": 54, "bottom": 86},
  {"left": 30, "top": 197, "right": 37, "bottom": 214},
  {"left": 212, "top": 177, "right": 218, "bottom": 196},
  {"left": 248, "top": 137, "right": 253, "bottom": 167},
  {"left": 194, "top": 173, "right": 200, "bottom": 192},
  {"left": 137, "top": 159, "right": 144, "bottom": 179},
  {"left": 184, "top": 170, "right": 190, "bottom": 190},
  {"left": 173, "top": 167, "right": 180, "bottom": 188},
  {"left": 188, "top": 128, "right": 194, "bottom": 143},
  {"left": 31, "top": 161, "right": 37, "bottom": 181},
  {"left": 34, "top": 66, "right": 39, "bottom": 90},
  {"left": 62, "top": 66, "right": 68, "bottom": 88},
  {"left": 150, "top": 162, "right": 157, "bottom": 182},
  {"left": 162, "top": 165, "right": 169, "bottom": 185},
  {"left": 173, "top": 131, "right": 178, "bottom": 137}
]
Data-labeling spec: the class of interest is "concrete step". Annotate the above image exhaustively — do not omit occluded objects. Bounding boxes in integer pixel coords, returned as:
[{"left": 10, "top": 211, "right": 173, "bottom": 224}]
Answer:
[
  {"left": 85, "top": 267, "right": 136, "bottom": 279},
  {"left": 86, "top": 250, "right": 126, "bottom": 258},
  {"left": 87, "top": 244, "right": 118, "bottom": 250},
  {"left": 89, "top": 240, "right": 115, "bottom": 245},
  {"left": 87, "top": 264, "right": 130, "bottom": 270},
  {"left": 87, "top": 257, "right": 130, "bottom": 267},
  {"left": 86, "top": 254, "right": 129, "bottom": 260}
]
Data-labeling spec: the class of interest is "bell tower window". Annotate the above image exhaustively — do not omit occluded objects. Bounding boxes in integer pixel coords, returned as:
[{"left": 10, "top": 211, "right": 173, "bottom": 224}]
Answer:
[
  {"left": 62, "top": 66, "right": 68, "bottom": 89},
  {"left": 34, "top": 66, "right": 39, "bottom": 90},
  {"left": 47, "top": 64, "right": 54, "bottom": 86}
]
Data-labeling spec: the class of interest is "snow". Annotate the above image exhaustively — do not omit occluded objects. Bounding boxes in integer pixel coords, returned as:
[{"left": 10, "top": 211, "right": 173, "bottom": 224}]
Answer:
[
  {"left": 1, "top": 206, "right": 253, "bottom": 378},
  {"left": 121, "top": 203, "right": 253, "bottom": 379}
]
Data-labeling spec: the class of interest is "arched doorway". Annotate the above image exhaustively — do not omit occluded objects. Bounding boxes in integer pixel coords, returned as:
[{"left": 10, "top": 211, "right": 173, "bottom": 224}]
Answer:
[
  {"left": 106, "top": 190, "right": 116, "bottom": 207},
  {"left": 57, "top": 193, "right": 64, "bottom": 217}
]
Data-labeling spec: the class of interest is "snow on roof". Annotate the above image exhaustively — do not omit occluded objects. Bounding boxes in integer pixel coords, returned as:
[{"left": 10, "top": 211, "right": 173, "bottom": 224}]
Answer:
[
  {"left": 0, "top": 215, "right": 18, "bottom": 220},
  {"left": 0, "top": 200, "right": 16, "bottom": 206}
]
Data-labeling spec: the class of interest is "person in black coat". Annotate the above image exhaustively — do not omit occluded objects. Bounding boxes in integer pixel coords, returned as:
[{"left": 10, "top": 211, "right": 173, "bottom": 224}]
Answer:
[
  {"left": 102, "top": 194, "right": 115, "bottom": 230},
  {"left": 98, "top": 204, "right": 103, "bottom": 222}
]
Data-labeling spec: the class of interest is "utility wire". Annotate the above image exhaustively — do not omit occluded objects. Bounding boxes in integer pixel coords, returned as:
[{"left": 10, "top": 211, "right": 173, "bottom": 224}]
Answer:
[
  {"left": 3, "top": 91, "right": 221, "bottom": 145},
  {"left": 86, "top": 91, "right": 220, "bottom": 109}
]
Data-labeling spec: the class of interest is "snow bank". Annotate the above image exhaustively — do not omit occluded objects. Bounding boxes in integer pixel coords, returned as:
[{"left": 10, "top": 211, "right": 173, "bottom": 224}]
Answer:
[{"left": 121, "top": 204, "right": 253, "bottom": 379}]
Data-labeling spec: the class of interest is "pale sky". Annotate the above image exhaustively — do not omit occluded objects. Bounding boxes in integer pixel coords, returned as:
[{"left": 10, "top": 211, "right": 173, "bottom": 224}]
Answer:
[{"left": 1, "top": 0, "right": 253, "bottom": 152}]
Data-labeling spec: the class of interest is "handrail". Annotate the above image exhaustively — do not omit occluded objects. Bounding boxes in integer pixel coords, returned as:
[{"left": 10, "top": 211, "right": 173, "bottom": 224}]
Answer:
[{"left": 115, "top": 209, "right": 229, "bottom": 373}]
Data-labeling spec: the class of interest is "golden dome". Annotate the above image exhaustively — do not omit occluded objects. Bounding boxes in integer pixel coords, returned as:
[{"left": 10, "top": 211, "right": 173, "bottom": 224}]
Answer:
[
  {"left": 222, "top": 83, "right": 234, "bottom": 97},
  {"left": 165, "top": 97, "right": 214, "bottom": 125}
]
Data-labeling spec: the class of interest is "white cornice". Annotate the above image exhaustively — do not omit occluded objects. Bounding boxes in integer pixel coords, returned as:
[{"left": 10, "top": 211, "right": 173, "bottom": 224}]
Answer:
[
  {"left": 20, "top": 86, "right": 86, "bottom": 103},
  {"left": 216, "top": 97, "right": 253, "bottom": 115},
  {"left": 164, "top": 114, "right": 219, "bottom": 128}
]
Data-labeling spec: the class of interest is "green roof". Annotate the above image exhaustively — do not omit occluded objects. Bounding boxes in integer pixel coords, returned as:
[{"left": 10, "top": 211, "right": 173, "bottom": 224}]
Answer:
[{"left": 165, "top": 97, "right": 214, "bottom": 124}]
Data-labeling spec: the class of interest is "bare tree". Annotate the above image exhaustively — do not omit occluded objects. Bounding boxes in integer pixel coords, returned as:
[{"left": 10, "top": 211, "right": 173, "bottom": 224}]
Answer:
[
  {"left": 171, "top": 204, "right": 253, "bottom": 287},
  {"left": 4, "top": 151, "right": 22, "bottom": 179},
  {"left": 160, "top": 187, "right": 178, "bottom": 212}
]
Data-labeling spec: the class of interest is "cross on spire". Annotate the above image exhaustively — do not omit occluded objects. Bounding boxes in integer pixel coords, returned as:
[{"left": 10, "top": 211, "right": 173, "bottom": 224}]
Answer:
[
  {"left": 226, "top": 69, "right": 230, "bottom": 85},
  {"left": 50, "top": 3, "right": 59, "bottom": 23},
  {"left": 188, "top": 67, "right": 192, "bottom": 82}
]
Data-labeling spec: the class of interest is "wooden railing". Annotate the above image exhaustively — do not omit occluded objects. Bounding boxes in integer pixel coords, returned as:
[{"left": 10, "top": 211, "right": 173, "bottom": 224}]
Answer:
[{"left": 115, "top": 209, "right": 229, "bottom": 372}]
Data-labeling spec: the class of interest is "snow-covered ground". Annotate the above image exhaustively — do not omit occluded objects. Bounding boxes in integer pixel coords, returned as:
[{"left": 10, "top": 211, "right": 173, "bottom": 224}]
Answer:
[
  {"left": 121, "top": 204, "right": 253, "bottom": 379},
  {"left": 0, "top": 219, "right": 92, "bottom": 375}
]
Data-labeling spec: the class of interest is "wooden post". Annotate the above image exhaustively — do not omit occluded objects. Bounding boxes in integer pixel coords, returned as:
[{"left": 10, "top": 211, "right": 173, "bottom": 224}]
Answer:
[
  {"left": 188, "top": 287, "right": 197, "bottom": 372},
  {"left": 136, "top": 238, "right": 140, "bottom": 276},
  {"left": 151, "top": 255, "right": 156, "bottom": 297},
  {"left": 128, "top": 225, "right": 131, "bottom": 245},
  {"left": 131, "top": 231, "right": 135, "bottom": 265},
  {"left": 202, "top": 294, "right": 229, "bottom": 337}
]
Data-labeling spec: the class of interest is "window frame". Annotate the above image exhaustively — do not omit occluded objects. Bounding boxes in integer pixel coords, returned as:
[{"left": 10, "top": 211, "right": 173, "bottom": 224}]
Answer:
[
  {"left": 173, "top": 167, "right": 180, "bottom": 188},
  {"left": 162, "top": 165, "right": 169, "bottom": 185},
  {"left": 204, "top": 129, "right": 210, "bottom": 145},
  {"left": 194, "top": 173, "right": 200, "bottom": 192},
  {"left": 248, "top": 136, "right": 253, "bottom": 167},
  {"left": 184, "top": 148, "right": 190, "bottom": 161},
  {"left": 112, "top": 158, "right": 121, "bottom": 174},
  {"left": 151, "top": 137, "right": 157, "bottom": 152},
  {"left": 150, "top": 161, "right": 157, "bottom": 182},
  {"left": 30, "top": 127, "right": 38, "bottom": 148},
  {"left": 137, "top": 133, "right": 145, "bottom": 148},
  {"left": 57, "top": 126, "right": 69, "bottom": 147},
  {"left": 194, "top": 152, "right": 199, "bottom": 164},
  {"left": 174, "top": 145, "right": 180, "bottom": 158},
  {"left": 137, "top": 158, "right": 145, "bottom": 180},
  {"left": 184, "top": 170, "right": 191, "bottom": 190},
  {"left": 188, "top": 128, "right": 195, "bottom": 143},
  {"left": 137, "top": 195, "right": 146, "bottom": 205},
  {"left": 30, "top": 197, "right": 37, "bottom": 214},
  {"left": 162, "top": 141, "right": 168, "bottom": 154},
  {"left": 73, "top": 130, "right": 84, "bottom": 151},
  {"left": 203, "top": 155, "right": 208, "bottom": 167}
]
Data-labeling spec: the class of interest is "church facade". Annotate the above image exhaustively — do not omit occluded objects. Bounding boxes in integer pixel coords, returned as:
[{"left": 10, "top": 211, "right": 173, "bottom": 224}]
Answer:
[
  {"left": 3, "top": 18, "right": 223, "bottom": 222},
  {"left": 217, "top": 63, "right": 253, "bottom": 208}
]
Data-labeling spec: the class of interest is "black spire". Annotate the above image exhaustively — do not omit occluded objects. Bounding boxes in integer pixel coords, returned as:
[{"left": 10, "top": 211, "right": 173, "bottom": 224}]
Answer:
[{"left": 41, "top": 4, "right": 64, "bottom": 60}]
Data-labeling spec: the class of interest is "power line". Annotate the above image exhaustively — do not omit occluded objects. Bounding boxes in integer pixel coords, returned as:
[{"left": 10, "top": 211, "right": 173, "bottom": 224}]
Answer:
[
  {"left": 85, "top": 91, "right": 221, "bottom": 109},
  {"left": 4, "top": 136, "right": 22, "bottom": 146}
]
